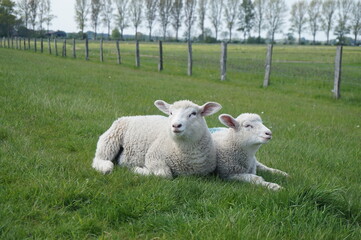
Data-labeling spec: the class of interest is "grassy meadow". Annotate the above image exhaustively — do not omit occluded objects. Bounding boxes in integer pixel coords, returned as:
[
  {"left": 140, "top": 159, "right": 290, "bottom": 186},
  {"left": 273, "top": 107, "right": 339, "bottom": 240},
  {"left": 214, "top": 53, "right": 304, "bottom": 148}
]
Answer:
[{"left": 0, "top": 43, "right": 360, "bottom": 239}]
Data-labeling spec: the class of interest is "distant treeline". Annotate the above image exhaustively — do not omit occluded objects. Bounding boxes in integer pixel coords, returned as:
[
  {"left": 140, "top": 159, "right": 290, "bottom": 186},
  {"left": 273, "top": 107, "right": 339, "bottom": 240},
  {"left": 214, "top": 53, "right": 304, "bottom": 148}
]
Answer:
[{"left": 1, "top": 0, "right": 361, "bottom": 45}]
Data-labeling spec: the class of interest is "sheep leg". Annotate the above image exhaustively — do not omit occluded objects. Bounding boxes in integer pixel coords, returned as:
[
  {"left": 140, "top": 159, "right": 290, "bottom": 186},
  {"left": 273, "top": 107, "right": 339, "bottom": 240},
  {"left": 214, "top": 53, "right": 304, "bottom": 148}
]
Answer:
[
  {"left": 227, "top": 173, "right": 283, "bottom": 191},
  {"left": 256, "top": 160, "right": 289, "bottom": 177},
  {"left": 133, "top": 165, "right": 173, "bottom": 179},
  {"left": 92, "top": 120, "right": 124, "bottom": 174},
  {"left": 134, "top": 153, "right": 173, "bottom": 178}
]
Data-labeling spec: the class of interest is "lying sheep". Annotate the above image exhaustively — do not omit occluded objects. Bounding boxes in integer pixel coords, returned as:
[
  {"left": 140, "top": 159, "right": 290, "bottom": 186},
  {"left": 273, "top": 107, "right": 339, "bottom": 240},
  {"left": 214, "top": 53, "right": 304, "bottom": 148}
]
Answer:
[
  {"left": 92, "top": 100, "right": 222, "bottom": 178},
  {"left": 211, "top": 113, "right": 288, "bottom": 191}
]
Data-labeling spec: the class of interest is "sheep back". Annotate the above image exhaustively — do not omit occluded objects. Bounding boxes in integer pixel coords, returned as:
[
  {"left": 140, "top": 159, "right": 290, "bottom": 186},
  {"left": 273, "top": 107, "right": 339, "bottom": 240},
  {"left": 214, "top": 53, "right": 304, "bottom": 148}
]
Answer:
[{"left": 115, "top": 115, "right": 168, "bottom": 167}]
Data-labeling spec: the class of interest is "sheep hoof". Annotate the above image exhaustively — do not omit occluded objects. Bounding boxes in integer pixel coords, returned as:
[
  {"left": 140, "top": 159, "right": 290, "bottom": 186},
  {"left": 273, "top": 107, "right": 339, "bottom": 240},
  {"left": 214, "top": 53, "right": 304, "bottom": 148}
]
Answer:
[
  {"left": 92, "top": 159, "right": 114, "bottom": 174},
  {"left": 134, "top": 167, "right": 151, "bottom": 176},
  {"left": 274, "top": 169, "right": 289, "bottom": 177},
  {"left": 267, "top": 183, "right": 283, "bottom": 191}
]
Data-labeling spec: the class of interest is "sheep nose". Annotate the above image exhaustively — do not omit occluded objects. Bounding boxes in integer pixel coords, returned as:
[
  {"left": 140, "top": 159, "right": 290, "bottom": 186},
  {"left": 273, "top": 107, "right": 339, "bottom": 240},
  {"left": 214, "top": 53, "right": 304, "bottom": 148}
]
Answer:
[
  {"left": 265, "top": 131, "right": 272, "bottom": 136},
  {"left": 172, "top": 123, "right": 182, "bottom": 129}
]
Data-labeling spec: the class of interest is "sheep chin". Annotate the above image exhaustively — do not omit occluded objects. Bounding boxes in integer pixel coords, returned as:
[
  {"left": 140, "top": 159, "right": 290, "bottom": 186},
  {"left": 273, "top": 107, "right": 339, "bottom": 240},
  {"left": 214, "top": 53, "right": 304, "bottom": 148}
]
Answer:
[{"left": 259, "top": 136, "right": 271, "bottom": 144}]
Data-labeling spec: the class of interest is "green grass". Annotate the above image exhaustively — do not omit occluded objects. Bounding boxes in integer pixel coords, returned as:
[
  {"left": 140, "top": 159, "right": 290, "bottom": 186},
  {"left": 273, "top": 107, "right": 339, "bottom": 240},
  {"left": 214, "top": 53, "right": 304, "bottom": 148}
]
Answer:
[{"left": 0, "top": 45, "right": 360, "bottom": 239}]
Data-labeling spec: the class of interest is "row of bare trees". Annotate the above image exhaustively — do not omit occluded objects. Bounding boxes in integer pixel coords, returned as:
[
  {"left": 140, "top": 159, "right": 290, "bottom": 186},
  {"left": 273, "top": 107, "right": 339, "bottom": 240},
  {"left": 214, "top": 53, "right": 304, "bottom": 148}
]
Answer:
[
  {"left": 75, "top": 0, "right": 200, "bottom": 41},
  {"left": 290, "top": 0, "right": 361, "bottom": 45},
  {"left": 72, "top": 0, "right": 361, "bottom": 44},
  {"left": 16, "top": 0, "right": 55, "bottom": 34},
  {"left": 13, "top": 0, "right": 361, "bottom": 44}
]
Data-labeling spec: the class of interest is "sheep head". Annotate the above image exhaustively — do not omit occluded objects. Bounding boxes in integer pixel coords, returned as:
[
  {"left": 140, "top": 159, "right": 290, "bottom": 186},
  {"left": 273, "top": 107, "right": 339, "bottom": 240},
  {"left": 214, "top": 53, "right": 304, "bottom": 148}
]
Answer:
[
  {"left": 155, "top": 100, "right": 222, "bottom": 140},
  {"left": 219, "top": 113, "right": 272, "bottom": 146}
]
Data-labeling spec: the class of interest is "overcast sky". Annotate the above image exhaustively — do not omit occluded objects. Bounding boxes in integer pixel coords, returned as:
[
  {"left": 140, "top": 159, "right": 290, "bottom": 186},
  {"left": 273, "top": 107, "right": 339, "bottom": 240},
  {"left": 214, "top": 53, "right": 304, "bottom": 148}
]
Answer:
[{"left": 48, "top": 0, "right": 326, "bottom": 40}]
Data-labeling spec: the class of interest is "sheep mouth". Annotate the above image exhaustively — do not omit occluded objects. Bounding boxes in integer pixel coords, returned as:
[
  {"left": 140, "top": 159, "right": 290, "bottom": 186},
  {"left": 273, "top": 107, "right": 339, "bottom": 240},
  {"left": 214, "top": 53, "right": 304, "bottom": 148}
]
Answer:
[
  {"left": 172, "top": 129, "right": 184, "bottom": 134},
  {"left": 262, "top": 136, "right": 272, "bottom": 141}
]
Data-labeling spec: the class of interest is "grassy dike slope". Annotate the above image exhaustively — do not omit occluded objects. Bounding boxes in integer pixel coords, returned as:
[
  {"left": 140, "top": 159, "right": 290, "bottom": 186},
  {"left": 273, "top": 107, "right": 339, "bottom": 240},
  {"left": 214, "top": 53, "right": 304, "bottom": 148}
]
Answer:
[{"left": 0, "top": 48, "right": 360, "bottom": 239}]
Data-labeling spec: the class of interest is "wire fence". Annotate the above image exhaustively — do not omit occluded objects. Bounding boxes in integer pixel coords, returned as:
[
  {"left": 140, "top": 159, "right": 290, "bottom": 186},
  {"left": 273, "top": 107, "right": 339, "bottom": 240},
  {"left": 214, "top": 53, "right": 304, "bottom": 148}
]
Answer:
[{"left": 1, "top": 37, "right": 360, "bottom": 94}]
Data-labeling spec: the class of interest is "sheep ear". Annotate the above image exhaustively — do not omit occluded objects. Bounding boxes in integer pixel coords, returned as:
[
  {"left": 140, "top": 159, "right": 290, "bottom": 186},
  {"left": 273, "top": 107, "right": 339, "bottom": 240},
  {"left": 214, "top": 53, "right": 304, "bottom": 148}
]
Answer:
[
  {"left": 154, "top": 100, "right": 171, "bottom": 115},
  {"left": 219, "top": 114, "right": 239, "bottom": 129},
  {"left": 200, "top": 102, "right": 222, "bottom": 116}
]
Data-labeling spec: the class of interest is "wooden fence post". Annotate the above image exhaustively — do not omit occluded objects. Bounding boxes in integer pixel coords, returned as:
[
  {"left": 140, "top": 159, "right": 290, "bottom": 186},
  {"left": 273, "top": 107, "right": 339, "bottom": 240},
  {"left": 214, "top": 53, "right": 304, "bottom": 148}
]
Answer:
[
  {"left": 11, "top": 37, "right": 13, "bottom": 48},
  {"left": 116, "top": 40, "right": 121, "bottom": 64},
  {"left": 18, "top": 38, "right": 21, "bottom": 50},
  {"left": 73, "top": 38, "right": 76, "bottom": 58},
  {"left": 48, "top": 38, "right": 51, "bottom": 54},
  {"left": 85, "top": 38, "right": 89, "bottom": 60},
  {"left": 23, "top": 38, "right": 26, "bottom": 50},
  {"left": 100, "top": 38, "right": 104, "bottom": 62},
  {"left": 62, "top": 39, "right": 66, "bottom": 57},
  {"left": 28, "top": 38, "right": 30, "bottom": 50},
  {"left": 187, "top": 41, "right": 193, "bottom": 76},
  {"left": 135, "top": 40, "right": 140, "bottom": 67},
  {"left": 158, "top": 40, "right": 163, "bottom": 71},
  {"left": 34, "top": 38, "right": 37, "bottom": 52},
  {"left": 220, "top": 41, "right": 227, "bottom": 81},
  {"left": 333, "top": 45, "right": 343, "bottom": 99},
  {"left": 263, "top": 44, "right": 273, "bottom": 87},
  {"left": 40, "top": 38, "right": 43, "bottom": 53},
  {"left": 54, "top": 39, "right": 58, "bottom": 56}
]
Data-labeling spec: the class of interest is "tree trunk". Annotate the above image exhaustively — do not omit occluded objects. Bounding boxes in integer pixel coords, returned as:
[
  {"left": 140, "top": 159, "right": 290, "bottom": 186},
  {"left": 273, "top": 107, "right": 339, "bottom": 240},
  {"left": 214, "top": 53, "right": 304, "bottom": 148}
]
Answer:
[
  {"left": 149, "top": 27, "right": 152, "bottom": 41},
  {"left": 326, "top": 30, "right": 330, "bottom": 45},
  {"left": 229, "top": 27, "right": 232, "bottom": 42}
]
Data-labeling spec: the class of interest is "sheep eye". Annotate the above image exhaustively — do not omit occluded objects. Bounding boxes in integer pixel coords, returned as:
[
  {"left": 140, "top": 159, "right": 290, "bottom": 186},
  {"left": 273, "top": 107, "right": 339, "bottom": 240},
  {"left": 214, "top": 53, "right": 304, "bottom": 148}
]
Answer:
[
  {"left": 189, "top": 112, "right": 197, "bottom": 118},
  {"left": 245, "top": 124, "right": 253, "bottom": 128},
  {"left": 170, "top": 112, "right": 173, "bottom": 115}
]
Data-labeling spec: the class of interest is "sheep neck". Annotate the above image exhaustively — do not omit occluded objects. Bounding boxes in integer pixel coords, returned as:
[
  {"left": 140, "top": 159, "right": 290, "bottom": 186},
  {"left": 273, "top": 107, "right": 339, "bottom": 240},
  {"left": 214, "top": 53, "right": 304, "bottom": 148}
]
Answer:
[{"left": 227, "top": 130, "right": 261, "bottom": 157}]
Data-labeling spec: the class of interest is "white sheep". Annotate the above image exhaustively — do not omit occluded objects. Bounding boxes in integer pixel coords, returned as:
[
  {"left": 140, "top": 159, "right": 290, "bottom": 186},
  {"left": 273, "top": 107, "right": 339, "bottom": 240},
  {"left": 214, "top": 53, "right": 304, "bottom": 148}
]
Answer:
[
  {"left": 211, "top": 113, "right": 288, "bottom": 191},
  {"left": 92, "top": 100, "right": 222, "bottom": 178}
]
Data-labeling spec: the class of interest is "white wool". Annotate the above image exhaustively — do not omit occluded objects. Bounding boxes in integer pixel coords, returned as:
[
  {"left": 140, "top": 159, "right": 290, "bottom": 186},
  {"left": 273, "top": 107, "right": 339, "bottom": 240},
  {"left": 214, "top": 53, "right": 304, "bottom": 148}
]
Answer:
[
  {"left": 212, "top": 113, "right": 288, "bottom": 191},
  {"left": 92, "top": 100, "right": 222, "bottom": 178}
]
